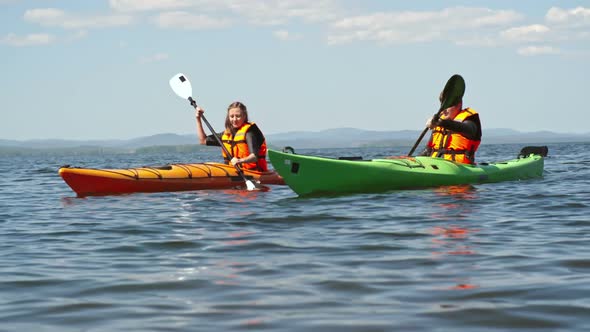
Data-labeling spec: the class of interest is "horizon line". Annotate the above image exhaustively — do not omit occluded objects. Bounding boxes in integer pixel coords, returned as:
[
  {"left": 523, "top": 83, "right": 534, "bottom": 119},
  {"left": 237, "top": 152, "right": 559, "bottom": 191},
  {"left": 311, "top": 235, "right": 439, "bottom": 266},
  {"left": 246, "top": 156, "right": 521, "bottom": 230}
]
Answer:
[{"left": 2, "top": 127, "right": 590, "bottom": 142}]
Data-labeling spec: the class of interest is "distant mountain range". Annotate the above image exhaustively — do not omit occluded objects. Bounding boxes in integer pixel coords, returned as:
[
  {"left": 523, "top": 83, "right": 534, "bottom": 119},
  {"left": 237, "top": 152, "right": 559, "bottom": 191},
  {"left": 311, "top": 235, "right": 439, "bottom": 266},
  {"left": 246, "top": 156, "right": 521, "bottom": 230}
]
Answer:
[{"left": 1, "top": 128, "right": 589, "bottom": 155}]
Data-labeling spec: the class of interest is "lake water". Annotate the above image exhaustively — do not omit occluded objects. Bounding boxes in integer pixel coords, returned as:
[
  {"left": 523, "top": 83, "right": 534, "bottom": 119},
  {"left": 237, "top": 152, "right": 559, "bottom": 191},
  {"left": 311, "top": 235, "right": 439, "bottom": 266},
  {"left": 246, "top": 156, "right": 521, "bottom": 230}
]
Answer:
[{"left": 1, "top": 142, "right": 589, "bottom": 331}]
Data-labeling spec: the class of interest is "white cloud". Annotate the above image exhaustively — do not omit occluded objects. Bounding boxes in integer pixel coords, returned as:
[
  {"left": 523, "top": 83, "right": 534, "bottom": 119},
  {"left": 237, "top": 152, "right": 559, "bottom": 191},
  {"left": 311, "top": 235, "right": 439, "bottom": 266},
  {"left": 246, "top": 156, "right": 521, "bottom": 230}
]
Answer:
[
  {"left": 546, "top": 6, "right": 590, "bottom": 26},
  {"left": 25, "top": 8, "right": 65, "bottom": 21},
  {"left": 496, "top": 7, "right": 590, "bottom": 56},
  {"left": 501, "top": 24, "right": 550, "bottom": 42},
  {"left": 323, "top": 5, "right": 587, "bottom": 58},
  {"left": 273, "top": 29, "right": 302, "bottom": 41},
  {"left": 470, "top": 8, "right": 523, "bottom": 27},
  {"left": 228, "top": 0, "right": 342, "bottom": 25},
  {"left": 327, "top": 7, "right": 522, "bottom": 45},
  {"left": 14, "top": 3, "right": 588, "bottom": 58},
  {"left": 1, "top": 33, "right": 56, "bottom": 46},
  {"left": 138, "top": 52, "right": 169, "bottom": 64},
  {"left": 109, "top": 0, "right": 197, "bottom": 12},
  {"left": 155, "top": 11, "right": 231, "bottom": 29},
  {"left": 111, "top": 0, "right": 341, "bottom": 26},
  {"left": 517, "top": 45, "right": 560, "bottom": 56},
  {"left": 24, "top": 8, "right": 134, "bottom": 29},
  {"left": 541, "top": 7, "right": 590, "bottom": 44}
]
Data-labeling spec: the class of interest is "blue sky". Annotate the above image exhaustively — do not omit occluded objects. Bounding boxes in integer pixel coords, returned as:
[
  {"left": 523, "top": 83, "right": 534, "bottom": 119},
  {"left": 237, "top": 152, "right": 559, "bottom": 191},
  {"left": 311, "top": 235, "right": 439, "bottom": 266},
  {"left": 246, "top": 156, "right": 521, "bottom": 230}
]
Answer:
[{"left": 1, "top": 0, "right": 589, "bottom": 140}]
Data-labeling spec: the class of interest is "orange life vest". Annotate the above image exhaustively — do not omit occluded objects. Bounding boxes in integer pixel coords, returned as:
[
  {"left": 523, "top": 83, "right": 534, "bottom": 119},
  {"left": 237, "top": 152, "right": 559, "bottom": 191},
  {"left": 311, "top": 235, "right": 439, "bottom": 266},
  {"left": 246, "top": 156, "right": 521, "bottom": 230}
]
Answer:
[
  {"left": 221, "top": 122, "right": 268, "bottom": 171},
  {"left": 426, "top": 108, "right": 481, "bottom": 164}
]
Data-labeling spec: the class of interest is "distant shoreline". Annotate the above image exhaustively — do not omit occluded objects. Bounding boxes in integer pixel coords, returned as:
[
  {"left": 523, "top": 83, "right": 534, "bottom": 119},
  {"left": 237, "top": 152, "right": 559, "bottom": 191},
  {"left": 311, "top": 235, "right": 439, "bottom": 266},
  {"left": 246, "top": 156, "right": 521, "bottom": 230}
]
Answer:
[{"left": 1, "top": 128, "right": 589, "bottom": 155}]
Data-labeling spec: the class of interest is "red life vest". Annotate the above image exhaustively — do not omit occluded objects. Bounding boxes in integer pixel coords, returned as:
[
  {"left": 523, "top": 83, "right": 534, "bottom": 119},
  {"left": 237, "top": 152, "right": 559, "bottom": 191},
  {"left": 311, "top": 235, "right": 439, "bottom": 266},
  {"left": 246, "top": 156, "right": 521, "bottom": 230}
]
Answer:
[
  {"left": 426, "top": 108, "right": 481, "bottom": 164},
  {"left": 221, "top": 122, "right": 268, "bottom": 171}
]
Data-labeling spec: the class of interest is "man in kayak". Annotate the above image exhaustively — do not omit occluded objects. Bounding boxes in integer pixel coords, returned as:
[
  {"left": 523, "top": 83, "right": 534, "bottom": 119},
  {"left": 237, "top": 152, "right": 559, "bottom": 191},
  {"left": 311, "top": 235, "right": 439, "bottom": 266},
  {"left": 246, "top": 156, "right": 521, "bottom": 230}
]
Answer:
[
  {"left": 195, "top": 101, "right": 269, "bottom": 172},
  {"left": 421, "top": 92, "right": 482, "bottom": 164}
]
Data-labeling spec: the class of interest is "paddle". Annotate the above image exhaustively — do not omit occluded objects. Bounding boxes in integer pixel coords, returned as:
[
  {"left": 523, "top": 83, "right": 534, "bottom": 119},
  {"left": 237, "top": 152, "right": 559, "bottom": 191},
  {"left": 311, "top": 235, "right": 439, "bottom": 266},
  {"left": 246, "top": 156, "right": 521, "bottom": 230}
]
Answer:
[
  {"left": 169, "top": 73, "right": 258, "bottom": 191},
  {"left": 407, "top": 74, "right": 466, "bottom": 156}
]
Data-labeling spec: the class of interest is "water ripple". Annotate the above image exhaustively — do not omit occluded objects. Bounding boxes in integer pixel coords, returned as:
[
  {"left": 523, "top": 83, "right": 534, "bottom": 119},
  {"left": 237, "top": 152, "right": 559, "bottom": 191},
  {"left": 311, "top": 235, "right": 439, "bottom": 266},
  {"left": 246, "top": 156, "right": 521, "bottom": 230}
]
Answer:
[{"left": 1, "top": 144, "right": 590, "bottom": 331}]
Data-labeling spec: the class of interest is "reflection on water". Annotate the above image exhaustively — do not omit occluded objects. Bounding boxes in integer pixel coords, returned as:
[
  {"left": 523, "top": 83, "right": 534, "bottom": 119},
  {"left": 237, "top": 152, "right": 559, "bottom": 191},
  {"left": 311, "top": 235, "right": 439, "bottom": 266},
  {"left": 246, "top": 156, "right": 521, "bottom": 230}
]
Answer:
[
  {"left": 434, "top": 184, "right": 478, "bottom": 200},
  {"left": 429, "top": 224, "right": 480, "bottom": 291},
  {"left": 219, "top": 187, "right": 271, "bottom": 201},
  {"left": 223, "top": 231, "right": 254, "bottom": 246},
  {"left": 430, "top": 225, "right": 478, "bottom": 256},
  {"left": 428, "top": 185, "right": 481, "bottom": 290},
  {"left": 211, "top": 261, "right": 244, "bottom": 286},
  {"left": 429, "top": 184, "right": 479, "bottom": 257},
  {"left": 428, "top": 185, "right": 479, "bottom": 221}
]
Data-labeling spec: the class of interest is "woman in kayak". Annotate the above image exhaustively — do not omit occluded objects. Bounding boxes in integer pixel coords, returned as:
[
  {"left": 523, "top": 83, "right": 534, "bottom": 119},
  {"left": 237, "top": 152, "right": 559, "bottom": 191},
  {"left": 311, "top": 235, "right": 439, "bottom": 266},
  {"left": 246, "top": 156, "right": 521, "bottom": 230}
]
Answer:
[
  {"left": 195, "top": 101, "right": 269, "bottom": 172},
  {"left": 421, "top": 93, "right": 482, "bottom": 164}
]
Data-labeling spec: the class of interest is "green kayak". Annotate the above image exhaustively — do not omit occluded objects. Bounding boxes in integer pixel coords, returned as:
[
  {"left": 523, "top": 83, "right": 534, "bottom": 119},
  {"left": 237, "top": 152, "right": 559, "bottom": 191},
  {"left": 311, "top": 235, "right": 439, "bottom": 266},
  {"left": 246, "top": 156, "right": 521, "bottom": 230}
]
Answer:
[{"left": 268, "top": 146, "right": 547, "bottom": 196}]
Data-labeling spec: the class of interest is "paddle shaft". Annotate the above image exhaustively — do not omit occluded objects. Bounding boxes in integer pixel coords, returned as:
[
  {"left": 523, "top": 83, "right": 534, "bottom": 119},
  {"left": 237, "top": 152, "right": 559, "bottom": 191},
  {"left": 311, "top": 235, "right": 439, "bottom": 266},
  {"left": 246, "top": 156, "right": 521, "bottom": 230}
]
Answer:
[
  {"left": 407, "top": 127, "right": 430, "bottom": 156},
  {"left": 407, "top": 105, "right": 446, "bottom": 157},
  {"left": 189, "top": 97, "right": 251, "bottom": 181}
]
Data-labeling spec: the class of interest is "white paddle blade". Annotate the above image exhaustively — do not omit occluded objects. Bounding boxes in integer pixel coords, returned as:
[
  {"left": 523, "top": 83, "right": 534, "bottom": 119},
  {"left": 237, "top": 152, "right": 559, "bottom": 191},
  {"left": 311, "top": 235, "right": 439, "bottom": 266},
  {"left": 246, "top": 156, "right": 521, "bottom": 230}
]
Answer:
[
  {"left": 245, "top": 180, "right": 256, "bottom": 191},
  {"left": 169, "top": 73, "right": 193, "bottom": 99}
]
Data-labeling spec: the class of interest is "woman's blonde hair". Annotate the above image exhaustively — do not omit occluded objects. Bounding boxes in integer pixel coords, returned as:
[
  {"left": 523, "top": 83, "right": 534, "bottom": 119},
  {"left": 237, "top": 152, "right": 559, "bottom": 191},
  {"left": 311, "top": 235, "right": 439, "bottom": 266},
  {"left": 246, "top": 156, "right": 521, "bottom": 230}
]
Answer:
[{"left": 224, "top": 101, "right": 248, "bottom": 133}]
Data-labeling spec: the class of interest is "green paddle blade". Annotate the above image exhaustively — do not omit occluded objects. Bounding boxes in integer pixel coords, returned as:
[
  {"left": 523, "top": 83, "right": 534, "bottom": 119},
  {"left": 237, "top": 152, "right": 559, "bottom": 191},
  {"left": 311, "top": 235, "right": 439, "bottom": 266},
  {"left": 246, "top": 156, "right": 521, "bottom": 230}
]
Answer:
[{"left": 439, "top": 74, "right": 466, "bottom": 110}]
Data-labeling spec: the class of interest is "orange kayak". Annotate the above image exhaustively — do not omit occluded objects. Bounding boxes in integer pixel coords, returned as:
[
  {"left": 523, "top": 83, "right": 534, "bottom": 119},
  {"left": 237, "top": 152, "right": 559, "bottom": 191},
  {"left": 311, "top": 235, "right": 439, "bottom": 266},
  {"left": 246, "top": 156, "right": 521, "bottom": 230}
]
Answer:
[{"left": 59, "top": 162, "right": 285, "bottom": 197}]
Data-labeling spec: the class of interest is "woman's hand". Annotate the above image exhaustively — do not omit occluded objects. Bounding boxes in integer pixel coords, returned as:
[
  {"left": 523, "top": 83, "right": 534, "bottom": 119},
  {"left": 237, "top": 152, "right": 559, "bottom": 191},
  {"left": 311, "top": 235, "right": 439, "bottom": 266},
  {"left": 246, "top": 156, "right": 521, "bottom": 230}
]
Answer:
[
  {"left": 230, "top": 157, "right": 242, "bottom": 166},
  {"left": 231, "top": 154, "right": 256, "bottom": 166},
  {"left": 195, "top": 106, "right": 204, "bottom": 120}
]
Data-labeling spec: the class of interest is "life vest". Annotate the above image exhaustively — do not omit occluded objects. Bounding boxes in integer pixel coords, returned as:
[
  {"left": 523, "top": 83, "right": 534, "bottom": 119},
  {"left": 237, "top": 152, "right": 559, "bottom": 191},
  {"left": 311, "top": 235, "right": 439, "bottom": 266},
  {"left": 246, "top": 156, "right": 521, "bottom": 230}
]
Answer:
[
  {"left": 426, "top": 108, "right": 481, "bottom": 164},
  {"left": 221, "top": 122, "right": 268, "bottom": 171}
]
